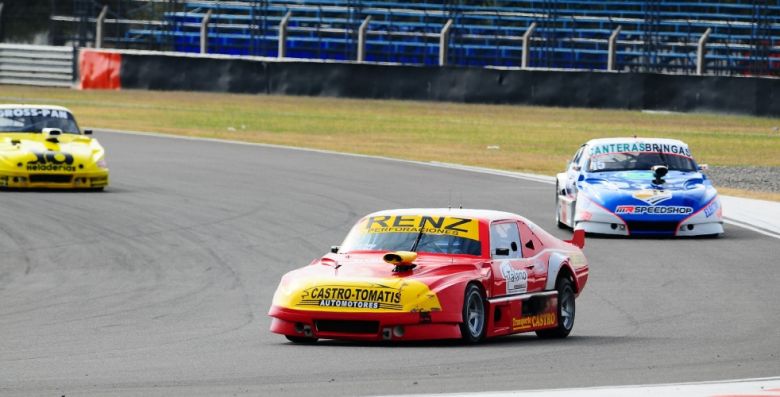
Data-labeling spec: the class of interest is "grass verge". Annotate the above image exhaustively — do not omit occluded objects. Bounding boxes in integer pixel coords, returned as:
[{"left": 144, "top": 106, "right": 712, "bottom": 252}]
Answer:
[{"left": 2, "top": 85, "right": 779, "bottom": 201}]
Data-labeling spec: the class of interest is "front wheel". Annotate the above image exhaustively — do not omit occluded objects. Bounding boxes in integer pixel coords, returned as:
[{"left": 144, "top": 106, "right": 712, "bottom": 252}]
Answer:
[
  {"left": 536, "top": 277, "right": 575, "bottom": 339},
  {"left": 459, "top": 284, "right": 487, "bottom": 343}
]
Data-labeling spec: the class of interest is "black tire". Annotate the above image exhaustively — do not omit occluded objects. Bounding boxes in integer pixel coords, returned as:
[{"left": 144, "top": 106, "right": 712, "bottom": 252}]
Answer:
[
  {"left": 536, "top": 277, "right": 575, "bottom": 339},
  {"left": 459, "top": 284, "right": 487, "bottom": 343},
  {"left": 285, "top": 335, "right": 318, "bottom": 344}
]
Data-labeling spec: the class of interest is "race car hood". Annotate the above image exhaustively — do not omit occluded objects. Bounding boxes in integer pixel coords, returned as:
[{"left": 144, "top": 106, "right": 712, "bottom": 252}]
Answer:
[
  {"left": 0, "top": 133, "right": 106, "bottom": 172},
  {"left": 579, "top": 170, "right": 718, "bottom": 218},
  {"left": 272, "top": 253, "right": 483, "bottom": 313}
]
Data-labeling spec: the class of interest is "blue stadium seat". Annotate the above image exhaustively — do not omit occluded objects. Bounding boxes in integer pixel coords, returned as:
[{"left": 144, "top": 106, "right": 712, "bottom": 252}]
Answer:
[{"left": 121, "top": 0, "right": 778, "bottom": 75}]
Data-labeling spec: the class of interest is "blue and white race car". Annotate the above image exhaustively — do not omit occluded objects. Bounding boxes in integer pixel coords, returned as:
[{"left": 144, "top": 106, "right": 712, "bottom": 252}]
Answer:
[{"left": 555, "top": 138, "right": 723, "bottom": 237}]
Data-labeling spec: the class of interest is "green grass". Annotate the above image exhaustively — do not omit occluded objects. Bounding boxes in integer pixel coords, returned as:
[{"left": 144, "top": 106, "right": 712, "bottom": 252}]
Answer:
[{"left": 3, "top": 84, "right": 779, "bottom": 200}]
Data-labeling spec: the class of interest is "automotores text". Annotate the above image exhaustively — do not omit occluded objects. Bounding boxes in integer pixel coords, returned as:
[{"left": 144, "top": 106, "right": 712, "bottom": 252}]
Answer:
[{"left": 298, "top": 284, "right": 403, "bottom": 310}]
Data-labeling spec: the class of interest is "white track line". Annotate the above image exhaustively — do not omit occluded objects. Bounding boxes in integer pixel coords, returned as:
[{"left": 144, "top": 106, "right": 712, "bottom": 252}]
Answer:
[
  {"left": 722, "top": 219, "right": 780, "bottom": 240},
  {"left": 94, "top": 128, "right": 780, "bottom": 240},
  {"left": 380, "top": 376, "right": 780, "bottom": 397}
]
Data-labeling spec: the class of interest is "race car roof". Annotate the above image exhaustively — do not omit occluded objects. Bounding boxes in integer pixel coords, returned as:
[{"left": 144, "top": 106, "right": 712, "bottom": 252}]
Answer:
[
  {"left": 0, "top": 104, "right": 73, "bottom": 113},
  {"left": 363, "top": 208, "right": 524, "bottom": 223},
  {"left": 585, "top": 137, "right": 689, "bottom": 148}
]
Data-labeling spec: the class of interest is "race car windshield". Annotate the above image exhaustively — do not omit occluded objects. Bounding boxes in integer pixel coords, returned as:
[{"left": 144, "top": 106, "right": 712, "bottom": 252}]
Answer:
[
  {"left": 0, "top": 108, "right": 81, "bottom": 134},
  {"left": 339, "top": 215, "right": 482, "bottom": 256},
  {"left": 588, "top": 152, "right": 697, "bottom": 172}
]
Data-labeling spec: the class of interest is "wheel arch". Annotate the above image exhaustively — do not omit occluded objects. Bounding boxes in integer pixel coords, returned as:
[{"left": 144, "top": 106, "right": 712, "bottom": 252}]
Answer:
[
  {"left": 429, "top": 274, "right": 489, "bottom": 324},
  {"left": 546, "top": 252, "right": 579, "bottom": 293},
  {"left": 468, "top": 279, "right": 488, "bottom": 300},
  {"left": 555, "top": 173, "right": 568, "bottom": 195}
]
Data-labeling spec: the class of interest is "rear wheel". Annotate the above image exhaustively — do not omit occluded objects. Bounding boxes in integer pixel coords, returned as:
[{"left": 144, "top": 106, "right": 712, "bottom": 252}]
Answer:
[
  {"left": 285, "top": 335, "right": 318, "bottom": 344},
  {"left": 536, "top": 277, "right": 575, "bottom": 339},
  {"left": 460, "top": 284, "right": 487, "bottom": 343}
]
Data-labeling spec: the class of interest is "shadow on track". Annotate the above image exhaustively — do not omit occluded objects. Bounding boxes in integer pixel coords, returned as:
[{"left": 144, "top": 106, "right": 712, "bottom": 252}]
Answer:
[{"left": 272, "top": 334, "right": 653, "bottom": 349}]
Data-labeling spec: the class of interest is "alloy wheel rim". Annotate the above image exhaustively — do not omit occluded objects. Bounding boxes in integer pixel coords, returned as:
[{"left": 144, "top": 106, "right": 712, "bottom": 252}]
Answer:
[
  {"left": 467, "top": 293, "right": 484, "bottom": 336},
  {"left": 560, "top": 290, "right": 574, "bottom": 329}
]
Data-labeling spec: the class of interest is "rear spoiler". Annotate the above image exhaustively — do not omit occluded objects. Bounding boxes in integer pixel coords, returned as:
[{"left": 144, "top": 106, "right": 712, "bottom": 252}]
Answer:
[{"left": 565, "top": 229, "right": 585, "bottom": 249}]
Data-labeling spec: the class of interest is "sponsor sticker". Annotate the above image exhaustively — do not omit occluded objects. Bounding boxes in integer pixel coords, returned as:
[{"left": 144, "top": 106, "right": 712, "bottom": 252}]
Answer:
[
  {"left": 616, "top": 205, "right": 693, "bottom": 215},
  {"left": 26, "top": 151, "right": 75, "bottom": 172},
  {"left": 589, "top": 142, "right": 691, "bottom": 157},
  {"left": 568, "top": 252, "right": 587, "bottom": 267},
  {"left": 359, "top": 215, "right": 480, "bottom": 241},
  {"left": 298, "top": 284, "right": 404, "bottom": 311},
  {"left": 275, "top": 278, "right": 442, "bottom": 313},
  {"left": 500, "top": 262, "right": 528, "bottom": 295},
  {"left": 1, "top": 108, "right": 69, "bottom": 119},
  {"left": 632, "top": 189, "right": 673, "bottom": 205},
  {"left": 704, "top": 200, "right": 720, "bottom": 218},
  {"left": 512, "top": 312, "right": 557, "bottom": 331}
]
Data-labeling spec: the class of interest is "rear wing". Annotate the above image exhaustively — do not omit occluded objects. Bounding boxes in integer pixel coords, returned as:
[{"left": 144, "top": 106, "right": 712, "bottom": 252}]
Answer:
[{"left": 565, "top": 229, "right": 585, "bottom": 249}]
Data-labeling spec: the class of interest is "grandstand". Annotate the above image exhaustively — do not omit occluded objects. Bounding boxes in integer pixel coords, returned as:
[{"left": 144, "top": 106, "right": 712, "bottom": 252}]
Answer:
[{"left": 50, "top": 0, "right": 779, "bottom": 76}]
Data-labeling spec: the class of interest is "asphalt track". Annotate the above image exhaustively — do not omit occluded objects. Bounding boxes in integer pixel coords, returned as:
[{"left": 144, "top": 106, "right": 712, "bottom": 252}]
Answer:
[{"left": 1, "top": 131, "right": 779, "bottom": 397}]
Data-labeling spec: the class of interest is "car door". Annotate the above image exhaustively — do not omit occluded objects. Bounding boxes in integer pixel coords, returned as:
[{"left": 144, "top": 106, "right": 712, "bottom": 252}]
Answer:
[
  {"left": 517, "top": 220, "right": 548, "bottom": 292},
  {"left": 490, "top": 221, "right": 540, "bottom": 296}
]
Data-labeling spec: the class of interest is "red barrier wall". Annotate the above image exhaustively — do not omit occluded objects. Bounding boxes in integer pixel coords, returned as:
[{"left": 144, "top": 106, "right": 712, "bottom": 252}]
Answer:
[{"left": 79, "top": 50, "right": 121, "bottom": 89}]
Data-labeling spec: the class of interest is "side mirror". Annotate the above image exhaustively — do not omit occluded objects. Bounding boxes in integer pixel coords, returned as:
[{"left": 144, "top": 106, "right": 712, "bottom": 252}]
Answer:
[
  {"left": 330, "top": 246, "right": 339, "bottom": 254},
  {"left": 83, "top": 129, "right": 93, "bottom": 135},
  {"left": 494, "top": 248, "right": 510, "bottom": 256},
  {"left": 698, "top": 164, "right": 709, "bottom": 171},
  {"left": 572, "top": 165, "right": 581, "bottom": 171}
]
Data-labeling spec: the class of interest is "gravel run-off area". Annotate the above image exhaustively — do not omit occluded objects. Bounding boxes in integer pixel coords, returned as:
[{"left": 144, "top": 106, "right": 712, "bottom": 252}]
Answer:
[{"left": 706, "top": 166, "right": 780, "bottom": 194}]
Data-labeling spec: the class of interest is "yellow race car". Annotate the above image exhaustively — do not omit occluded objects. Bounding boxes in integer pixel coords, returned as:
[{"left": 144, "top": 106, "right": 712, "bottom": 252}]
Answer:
[{"left": 0, "top": 105, "right": 108, "bottom": 190}]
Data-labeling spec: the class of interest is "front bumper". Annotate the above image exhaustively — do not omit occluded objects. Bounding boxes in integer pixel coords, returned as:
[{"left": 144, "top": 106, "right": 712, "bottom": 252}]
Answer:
[
  {"left": 576, "top": 219, "right": 722, "bottom": 236},
  {"left": 0, "top": 170, "right": 109, "bottom": 189},
  {"left": 268, "top": 306, "right": 462, "bottom": 341},
  {"left": 575, "top": 194, "right": 723, "bottom": 237}
]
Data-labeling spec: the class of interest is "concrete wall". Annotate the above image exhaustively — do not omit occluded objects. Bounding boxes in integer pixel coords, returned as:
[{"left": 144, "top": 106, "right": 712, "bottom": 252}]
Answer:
[{"left": 81, "top": 49, "right": 780, "bottom": 117}]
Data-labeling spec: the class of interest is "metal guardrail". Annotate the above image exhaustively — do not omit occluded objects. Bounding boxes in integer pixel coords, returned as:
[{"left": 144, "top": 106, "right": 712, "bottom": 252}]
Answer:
[{"left": 0, "top": 44, "right": 75, "bottom": 87}]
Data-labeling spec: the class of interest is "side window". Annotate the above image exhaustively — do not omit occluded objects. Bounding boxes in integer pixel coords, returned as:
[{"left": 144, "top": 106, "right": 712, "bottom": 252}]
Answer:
[
  {"left": 571, "top": 145, "right": 586, "bottom": 169},
  {"left": 490, "top": 222, "right": 522, "bottom": 259},
  {"left": 518, "top": 221, "right": 544, "bottom": 258}
]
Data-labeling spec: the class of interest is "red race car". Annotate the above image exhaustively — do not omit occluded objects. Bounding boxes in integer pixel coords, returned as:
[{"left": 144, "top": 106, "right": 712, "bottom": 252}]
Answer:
[{"left": 268, "top": 208, "right": 588, "bottom": 343}]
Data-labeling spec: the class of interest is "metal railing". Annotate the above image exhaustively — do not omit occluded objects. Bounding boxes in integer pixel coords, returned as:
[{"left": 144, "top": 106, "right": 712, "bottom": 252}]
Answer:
[
  {"left": 0, "top": 44, "right": 75, "bottom": 87},
  {"left": 44, "top": 0, "right": 780, "bottom": 76}
]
